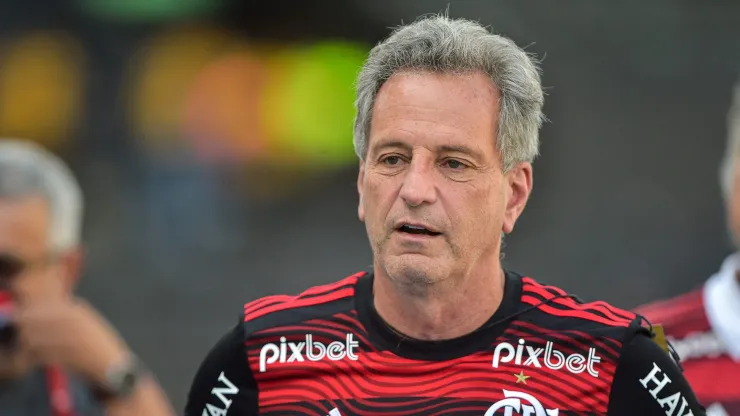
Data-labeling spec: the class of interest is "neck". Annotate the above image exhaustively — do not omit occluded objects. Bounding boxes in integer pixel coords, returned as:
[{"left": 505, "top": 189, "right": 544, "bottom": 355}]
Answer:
[{"left": 373, "top": 259, "right": 505, "bottom": 341}]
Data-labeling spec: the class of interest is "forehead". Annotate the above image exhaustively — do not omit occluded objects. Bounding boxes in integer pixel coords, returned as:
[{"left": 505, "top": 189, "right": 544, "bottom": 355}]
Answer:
[
  {"left": 369, "top": 71, "right": 500, "bottom": 152},
  {"left": 0, "top": 196, "right": 50, "bottom": 256}
]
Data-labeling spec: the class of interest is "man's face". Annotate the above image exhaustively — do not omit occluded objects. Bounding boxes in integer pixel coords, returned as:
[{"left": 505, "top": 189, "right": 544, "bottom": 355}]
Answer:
[
  {"left": 0, "top": 196, "right": 76, "bottom": 375},
  {"left": 357, "top": 71, "right": 532, "bottom": 289}
]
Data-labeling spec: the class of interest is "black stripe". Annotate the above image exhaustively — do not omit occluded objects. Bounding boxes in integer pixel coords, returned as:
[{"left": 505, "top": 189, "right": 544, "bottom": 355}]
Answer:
[{"left": 518, "top": 306, "right": 631, "bottom": 335}]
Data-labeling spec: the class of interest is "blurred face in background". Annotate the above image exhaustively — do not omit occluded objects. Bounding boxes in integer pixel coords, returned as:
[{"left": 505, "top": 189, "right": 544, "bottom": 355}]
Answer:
[
  {"left": 0, "top": 195, "right": 80, "bottom": 378},
  {"left": 357, "top": 71, "right": 532, "bottom": 291},
  {"left": 728, "top": 163, "right": 740, "bottom": 253}
]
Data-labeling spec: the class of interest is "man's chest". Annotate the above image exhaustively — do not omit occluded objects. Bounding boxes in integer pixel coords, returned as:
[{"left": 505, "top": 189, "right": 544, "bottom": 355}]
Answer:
[{"left": 247, "top": 333, "right": 617, "bottom": 415}]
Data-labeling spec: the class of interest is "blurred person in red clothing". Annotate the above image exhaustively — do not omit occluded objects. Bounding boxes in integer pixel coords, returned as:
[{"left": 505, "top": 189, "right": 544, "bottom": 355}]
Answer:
[{"left": 635, "top": 81, "right": 740, "bottom": 415}]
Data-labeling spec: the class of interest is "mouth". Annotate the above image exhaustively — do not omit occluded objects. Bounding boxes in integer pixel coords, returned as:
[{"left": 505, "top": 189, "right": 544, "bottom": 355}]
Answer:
[{"left": 395, "top": 223, "right": 442, "bottom": 237}]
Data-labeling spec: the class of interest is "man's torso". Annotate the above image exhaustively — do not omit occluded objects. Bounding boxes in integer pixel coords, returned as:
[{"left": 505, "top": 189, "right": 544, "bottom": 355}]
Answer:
[{"left": 238, "top": 271, "right": 638, "bottom": 415}]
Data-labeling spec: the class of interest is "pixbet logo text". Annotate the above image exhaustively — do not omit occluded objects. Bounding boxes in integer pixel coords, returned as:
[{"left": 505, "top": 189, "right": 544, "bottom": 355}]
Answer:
[
  {"left": 492, "top": 338, "right": 601, "bottom": 378},
  {"left": 258, "top": 333, "right": 359, "bottom": 372}
]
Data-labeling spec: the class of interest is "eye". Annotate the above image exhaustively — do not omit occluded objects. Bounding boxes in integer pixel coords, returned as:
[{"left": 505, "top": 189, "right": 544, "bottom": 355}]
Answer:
[
  {"left": 442, "top": 159, "right": 467, "bottom": 170},
  {"left": 381, "top": 155, "right": 404, "bottom": 166}
]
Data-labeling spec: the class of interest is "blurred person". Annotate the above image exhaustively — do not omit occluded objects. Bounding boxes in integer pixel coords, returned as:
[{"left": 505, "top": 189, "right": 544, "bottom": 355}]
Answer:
[
  {"left": 185, "top": 15, "right": 704, "bottom": 415},
  {"left": 0, "top": 138, "right": 174, "bottom": 415},
  {"left": 635, "top": 81, "right": 740, "bottom": 415}
]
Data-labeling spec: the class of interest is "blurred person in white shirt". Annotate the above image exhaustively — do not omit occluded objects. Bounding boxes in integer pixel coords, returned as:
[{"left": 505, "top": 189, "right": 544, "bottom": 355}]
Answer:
[{"left": 635, "top": 80, "right": 740, "bottom": 415}]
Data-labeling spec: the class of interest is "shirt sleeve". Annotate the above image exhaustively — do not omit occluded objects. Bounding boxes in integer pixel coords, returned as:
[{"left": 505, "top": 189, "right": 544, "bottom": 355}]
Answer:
[
  {"left": 184, "top": 321, "right": 259, "bottom": 416},
  {"left": 607, "top": 330, "right": 706, "bottom": 415}
]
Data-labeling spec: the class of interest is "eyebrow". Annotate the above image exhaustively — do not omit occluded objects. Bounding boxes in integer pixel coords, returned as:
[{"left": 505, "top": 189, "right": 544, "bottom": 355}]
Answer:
[
  {"left": 370, "top": 140, "right": 484, "bottom": 160},
  {"left": 437, "top": 144, "right": 484, "bottom": 160},
  {"left": 370, "top": 140, "right": 411, "bottom": 154}
]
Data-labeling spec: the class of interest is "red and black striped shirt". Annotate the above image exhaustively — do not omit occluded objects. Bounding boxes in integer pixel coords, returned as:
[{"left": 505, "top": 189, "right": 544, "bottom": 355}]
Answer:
[{"left": 185, "top": 271, "right": 705, "bottom": 415}]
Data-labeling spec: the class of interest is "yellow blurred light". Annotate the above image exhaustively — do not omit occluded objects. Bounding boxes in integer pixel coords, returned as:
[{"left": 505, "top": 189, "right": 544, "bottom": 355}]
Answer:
[
  {"left": 260, "top": 46, "right": 306, "bottom": 165},
  {"left": 181, "top": 46, "right": 269, "bottom": 163},
  {"left": 261, "top": 41, "right": 368, "bottom": 167},
  {"left": 127, "top": 26, "right": 235, "bottom": 151},
  {"left": 0, "top": 31, "right": 84, "bottom": 149}
]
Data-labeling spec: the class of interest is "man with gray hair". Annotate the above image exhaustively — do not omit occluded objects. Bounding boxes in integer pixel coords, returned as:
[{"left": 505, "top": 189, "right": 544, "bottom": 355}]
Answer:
[
  {"left": 635, "top": 81, "right": 740, "bottom": 415},
  {"left": 0, "top": 138, "right": 175, "bottom": 415},
  {"left": 186, "top": 15, "right": 704, "bottom": 415}
]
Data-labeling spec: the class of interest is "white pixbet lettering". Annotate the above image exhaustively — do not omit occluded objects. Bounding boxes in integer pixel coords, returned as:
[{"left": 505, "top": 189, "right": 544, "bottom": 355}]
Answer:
[
  {"left": 259, "top": 334, "right": 359, "bottom": 372},
  {"left": 484, "top": 390, "right": 559, "bottom": 416},
  {"left": 492, "top": 339, "right": 601, "bottom": 377},
  {"left": 639, "top": 362, "right": 694, "bottom": 416},
  {"left": 201, "top": 372, "right": 239, "bottom": 416},
  {"left": 327, "top": 408, "right": 343, "bottom": 416}
]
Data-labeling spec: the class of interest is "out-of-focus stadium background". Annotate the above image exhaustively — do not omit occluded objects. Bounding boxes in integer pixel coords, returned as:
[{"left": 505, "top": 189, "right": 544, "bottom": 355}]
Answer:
[{"left": 1, "top": 0, "right": 739, "bottom": 409}]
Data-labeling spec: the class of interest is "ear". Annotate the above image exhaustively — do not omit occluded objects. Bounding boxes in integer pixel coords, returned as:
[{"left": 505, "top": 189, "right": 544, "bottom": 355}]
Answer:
[
  {"left": 357, "top": 162, "right": 366, "bottom": 222},
  {"left": 502, "top": 162, "right": 533, "bottom": 234},
  {"left": 59, "top": 246, "right": 84, "bottom": 294}
]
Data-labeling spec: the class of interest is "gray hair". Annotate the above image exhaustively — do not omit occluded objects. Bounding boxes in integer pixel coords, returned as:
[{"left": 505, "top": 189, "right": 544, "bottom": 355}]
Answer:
[
  {"left": 720, "top": 81, "right": 740, "bottom": 199},
  {"left": 0, "top": 139, "right": 83, "bottom": 252},
  {"left": 353, "top": 15, "right": 545, "bottom": 172}
]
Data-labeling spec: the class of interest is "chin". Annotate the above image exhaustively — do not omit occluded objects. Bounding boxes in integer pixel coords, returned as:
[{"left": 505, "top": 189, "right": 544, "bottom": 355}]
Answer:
[{"left": 383, "top": 254, "right": 450, "bottom": 289}]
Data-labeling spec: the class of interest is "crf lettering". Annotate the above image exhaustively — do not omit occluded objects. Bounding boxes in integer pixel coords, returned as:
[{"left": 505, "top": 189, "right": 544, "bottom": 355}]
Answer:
[
  {"left": 484, "top": 390, "right": 559, "bottom": 416},
  {"left": 201, "top": 372, "right": 239, "bottom": 416},
  {"left": 639, "top": 362, "right": 694, "bottom": 416}
]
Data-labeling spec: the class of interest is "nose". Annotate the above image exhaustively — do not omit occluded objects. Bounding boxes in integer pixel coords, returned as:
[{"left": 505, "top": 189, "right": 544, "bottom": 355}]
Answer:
[{"left": 399, "top": 156, "right": 437, "bottom": 207}]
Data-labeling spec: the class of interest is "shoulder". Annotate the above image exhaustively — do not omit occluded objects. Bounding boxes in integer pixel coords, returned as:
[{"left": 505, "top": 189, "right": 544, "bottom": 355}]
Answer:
[
  {"left": 185, "top": 273, "right": 367, "bottom": 415},
  {"left": 242, "top": 271, "right": 366, "bottom": 334},
  {"left": 607, "top": 329, "right": 705, "bottom": 414},
  {"left": 520, "top": 276, "right": 638, "bottom": 329},
  {"left": 512, "top": 276, "right": 646, "bottom": 378}
]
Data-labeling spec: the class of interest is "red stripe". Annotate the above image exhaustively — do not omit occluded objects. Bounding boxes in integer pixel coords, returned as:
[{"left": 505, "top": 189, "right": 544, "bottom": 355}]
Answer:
[
  {"left": 532, "top": 282, "right": 635, "bottom": 321},
  {"left": 550, "top": 296, "right": 632, "bottom": 326},
  {"left": 297, "top": 272, "right": 365, "bottom": 298},
  {"left": 243, "top": 272, "right": 364, "bottom": 322},
  {"left": 522, "top": 295, "right": 631, "bottom": 328},
  {"left": 47, "top": 366, "right": 75, "bottom": 416},
  {"left": 245, "top": 287, "right": 355, "bottom": 322},
  {"left": 523, "top": 278, "right": 634, "bottom": 324},
  {"left": 522, "top": 278, "right": 633, "bottom": 326},
  {"left": 244, "top": 296, "right": 292, "bottom": 318}
]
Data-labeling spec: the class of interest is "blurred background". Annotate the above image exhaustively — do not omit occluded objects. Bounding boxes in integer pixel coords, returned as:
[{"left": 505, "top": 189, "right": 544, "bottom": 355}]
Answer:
[{"left": 0, "top": 0, "right": 739, "bottom": 409}]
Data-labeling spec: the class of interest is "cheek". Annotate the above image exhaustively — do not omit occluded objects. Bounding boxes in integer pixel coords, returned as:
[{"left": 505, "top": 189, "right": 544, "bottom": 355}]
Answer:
[
  {"left": 11, "top": 273, "right": 43, "bottom": 302},
  {"left": 364, "top": 177, "right": 397, "bottom": 218},
  {"left": 449, "top": 182, "right": 503, "bottom": 239}
]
